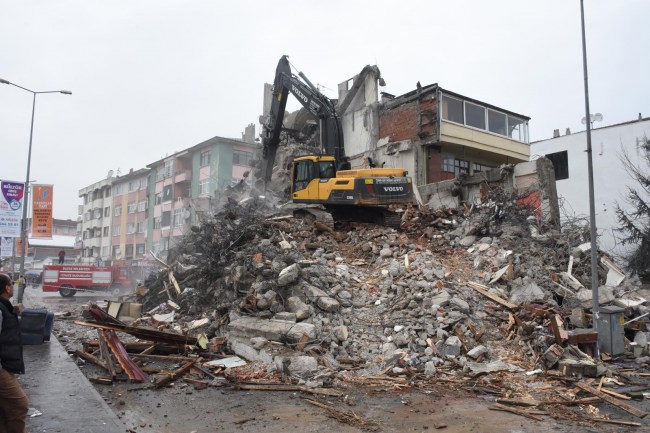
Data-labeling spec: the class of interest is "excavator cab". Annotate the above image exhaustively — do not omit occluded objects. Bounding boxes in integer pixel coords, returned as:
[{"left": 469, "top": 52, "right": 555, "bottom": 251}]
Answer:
[{"left": 291, "top": 155, "right": 338, "bottom": 201}]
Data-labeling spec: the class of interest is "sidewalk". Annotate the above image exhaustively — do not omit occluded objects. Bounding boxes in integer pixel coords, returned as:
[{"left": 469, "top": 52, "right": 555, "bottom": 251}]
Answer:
[{"left": 19, "top": 291, "right": 124, "bottom": 432}]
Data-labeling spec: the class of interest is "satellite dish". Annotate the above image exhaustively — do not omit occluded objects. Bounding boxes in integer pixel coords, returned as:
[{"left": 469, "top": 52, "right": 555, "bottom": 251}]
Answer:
[{"left": 581, "top": 113, "right": 604, "bottom": 125}]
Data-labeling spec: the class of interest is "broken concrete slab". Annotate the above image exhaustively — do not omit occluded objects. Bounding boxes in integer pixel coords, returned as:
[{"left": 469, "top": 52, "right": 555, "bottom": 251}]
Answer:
[
  {"left": 303, "top": 283, "right": 340, "bottom": 312},
  {"left": 228, "top": 317, "right": 317, "bottom": 344}
]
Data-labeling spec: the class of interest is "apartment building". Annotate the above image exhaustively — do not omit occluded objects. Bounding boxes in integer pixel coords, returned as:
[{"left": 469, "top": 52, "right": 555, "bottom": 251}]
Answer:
[
  {"left": 110, "top": 168, "right": 151, "bottom": 261},
  {"left": 334, "top": 66, "right": 530, "bottom": 197},
  {"left": 77, "top": 175, "right": 113, "bottom": 262},
  {"left": 147, "top": 130, "right": 256, "bottom": 256}
]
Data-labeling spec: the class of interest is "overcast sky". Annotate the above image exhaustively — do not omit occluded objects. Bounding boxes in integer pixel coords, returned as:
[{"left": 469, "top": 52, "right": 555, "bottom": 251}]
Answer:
[{"left": 1, "top": 1, "right": 648, "bottom": 221}]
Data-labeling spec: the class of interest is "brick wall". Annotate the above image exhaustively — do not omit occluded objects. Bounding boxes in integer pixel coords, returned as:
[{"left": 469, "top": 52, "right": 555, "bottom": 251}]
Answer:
[{"left": 379, "top": 95, "right": 437, "bottom": 143}]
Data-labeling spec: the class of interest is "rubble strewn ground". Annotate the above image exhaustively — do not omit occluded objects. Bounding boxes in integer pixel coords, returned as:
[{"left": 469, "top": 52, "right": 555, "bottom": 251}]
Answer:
[{"left": 52, "top": 194, "right": 650, "bottom": 431}]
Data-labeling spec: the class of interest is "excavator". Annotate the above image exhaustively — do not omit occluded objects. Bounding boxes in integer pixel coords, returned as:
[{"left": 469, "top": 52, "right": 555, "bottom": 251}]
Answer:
[{"left": 259, "top": 55, "right": 414, "bottom": 228}]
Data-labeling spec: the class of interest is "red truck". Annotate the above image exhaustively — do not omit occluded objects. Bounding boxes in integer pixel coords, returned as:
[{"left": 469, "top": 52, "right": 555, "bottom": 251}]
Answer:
[{"left": 42, "top": 264, "right": 135, "bottom": 297}]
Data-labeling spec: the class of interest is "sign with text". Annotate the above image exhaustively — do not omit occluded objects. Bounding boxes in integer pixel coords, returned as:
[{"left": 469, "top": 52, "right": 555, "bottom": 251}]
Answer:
[
  {"left": 0, "top": 180, "right": 25, "bottom": 237},
  {"left": 31, "top": 184, "right": 53, "bottom": 239},
  {"left": 0, "top": 237, "right": 13, "bottom": 257}
]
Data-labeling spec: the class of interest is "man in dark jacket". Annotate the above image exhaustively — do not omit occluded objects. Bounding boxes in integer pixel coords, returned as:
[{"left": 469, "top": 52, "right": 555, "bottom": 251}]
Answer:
[{"left": 0, "top": 272, "right": 28, "bottom": 433}]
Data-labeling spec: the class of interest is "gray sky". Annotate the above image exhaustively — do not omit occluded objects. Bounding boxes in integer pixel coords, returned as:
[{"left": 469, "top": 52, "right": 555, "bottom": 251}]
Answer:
[{"left": 1, "top": 1, "right": 648, "bottom": 221}]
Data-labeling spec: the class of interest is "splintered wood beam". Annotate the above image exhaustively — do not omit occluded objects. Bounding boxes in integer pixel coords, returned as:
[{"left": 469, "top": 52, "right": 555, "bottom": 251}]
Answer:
[
  {"left": 467, "top": 282, "right": 517, "bottom": 310},
  {"left": 75, "top": 321, "right": 197, "bottom": 346},
  {"left": 98, "top": 330, "right": 117, "bottom": 378},
  {"left": 75, "top": 349, "right": 107, "bottom": 371},
  {"left": 154, "top": 358, "right": 199, "bottom": 388},
  {"left": 101, "top": 329, "right": 149, "bottom": 383},
  {"left": 575, "top": 381, "right": 647, "bottom": 418}
]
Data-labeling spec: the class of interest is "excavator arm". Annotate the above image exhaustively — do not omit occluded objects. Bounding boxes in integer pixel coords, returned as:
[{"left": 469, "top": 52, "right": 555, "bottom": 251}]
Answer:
[{"left": 260, "top": 55, "right": 345, "bottom": 186}]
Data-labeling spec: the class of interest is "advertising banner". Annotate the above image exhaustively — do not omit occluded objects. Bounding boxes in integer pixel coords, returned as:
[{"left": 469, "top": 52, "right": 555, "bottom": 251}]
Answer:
[
  {"left": 31, "top": 184, "right": 53, "bottom": 239},
  {"left": 0, "top": 237, "right": 13, "bottom": 257},
  {"left": 0, "top": 180, "right": 25, "bottom": 237}
]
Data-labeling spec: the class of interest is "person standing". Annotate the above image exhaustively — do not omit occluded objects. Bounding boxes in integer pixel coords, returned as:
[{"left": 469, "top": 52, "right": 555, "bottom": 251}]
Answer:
[
  {"left": 0, "top": 273, "right": 28, "bottom": 433},
  {"left": 58, "top": 249, "right": 65, "bottom": 265}
]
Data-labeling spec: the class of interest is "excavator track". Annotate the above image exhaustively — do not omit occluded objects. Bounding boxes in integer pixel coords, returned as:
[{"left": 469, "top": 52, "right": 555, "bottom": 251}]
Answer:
[
  {"left": 293, "top": 207, "right": 335, "bottom": 229},
  {"left": 379, "top": 210, "right": 402, "bottom": 229}
]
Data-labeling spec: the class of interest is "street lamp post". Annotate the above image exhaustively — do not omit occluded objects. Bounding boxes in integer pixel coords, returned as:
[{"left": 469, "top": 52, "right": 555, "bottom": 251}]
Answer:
[
  {"left": 0, "top": 78, "right": 71, "bottom": 303},
  {"left": 578, "top": 0, "right": 600, "bottom": 356}
]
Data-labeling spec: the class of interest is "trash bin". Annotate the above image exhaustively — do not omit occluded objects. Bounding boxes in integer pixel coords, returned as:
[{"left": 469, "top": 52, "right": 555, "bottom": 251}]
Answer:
[{"left": 20, "top": 308, "right": 54, "bottom": 345}]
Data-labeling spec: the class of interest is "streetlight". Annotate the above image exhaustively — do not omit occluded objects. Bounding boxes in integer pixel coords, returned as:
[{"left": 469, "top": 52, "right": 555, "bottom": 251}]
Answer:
[
  {"left": 578, "top": 0, "right": 600, "bottom": 355},
  {"left": 0, "top": 78, "right": 71, "bottom": 303}
]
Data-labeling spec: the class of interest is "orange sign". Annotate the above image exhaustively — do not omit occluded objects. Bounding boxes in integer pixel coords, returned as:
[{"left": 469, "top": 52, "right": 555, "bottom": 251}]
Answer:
[{"left": 31, "top": 184, "right": 53, "bottom": 239}]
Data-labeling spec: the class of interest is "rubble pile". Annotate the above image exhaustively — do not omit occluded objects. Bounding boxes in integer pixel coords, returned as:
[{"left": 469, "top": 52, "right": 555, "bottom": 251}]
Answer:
[{"left": 68, "top": 195, "right": 650, "bottom": 427}]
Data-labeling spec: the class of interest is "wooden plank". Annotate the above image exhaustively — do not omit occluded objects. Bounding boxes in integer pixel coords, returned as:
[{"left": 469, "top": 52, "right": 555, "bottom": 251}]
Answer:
[
  {"left": 75, "top": 349, "right": 107, "bottom": 370},
  {"left": 168, "top": 270, "right": 181, "bottom": 294},
  {"left": 550, "top": 314, "right": 568, "bottom": 344},
  {"left": 575, "top": 381, "right": 647, "bottom": 418},
  {"left": 154, "top": 358, "right": 198, "bottom": 388},
  {"left": 489, "top": 403, "right": 544, "bottom": 421},
  {"left": 237, "top": 383, "right": 344, "bottom": 397},
  {"left": 467, "top": 282, "right": 516, "bottom": 310},
  {"left": 600, "top": 388, "right": 632, "bottom": 400},
  {"left": 97, "top": 330, "right": 117, "bottom": 378}
]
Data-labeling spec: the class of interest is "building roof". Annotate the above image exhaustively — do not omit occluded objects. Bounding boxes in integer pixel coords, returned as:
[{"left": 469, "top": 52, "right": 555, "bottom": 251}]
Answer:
[{"left": 147, "top": 135, "right": 257, "bottom": 168}]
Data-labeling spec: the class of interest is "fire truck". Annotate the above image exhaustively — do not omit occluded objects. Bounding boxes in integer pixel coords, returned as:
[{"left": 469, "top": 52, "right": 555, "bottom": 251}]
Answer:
[{"left": 42, "top": 264, "right": 136, "bottom": 297}]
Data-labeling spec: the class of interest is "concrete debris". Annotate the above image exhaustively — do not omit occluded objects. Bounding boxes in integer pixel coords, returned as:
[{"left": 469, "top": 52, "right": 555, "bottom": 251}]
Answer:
[{"left": 68, "top": 194, "right": 650, "bottom": 421}]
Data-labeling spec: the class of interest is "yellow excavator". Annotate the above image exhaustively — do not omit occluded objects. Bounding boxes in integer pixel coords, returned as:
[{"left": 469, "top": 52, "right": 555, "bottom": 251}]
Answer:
[{"left": 259, "top": 56, "right": 413, "bottom": 228}]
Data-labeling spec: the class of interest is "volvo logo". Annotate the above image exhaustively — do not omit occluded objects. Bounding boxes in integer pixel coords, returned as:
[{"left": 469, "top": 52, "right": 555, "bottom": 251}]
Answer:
[
  {"left": 384, "top": 186, "right": 404, "bottom": 192},
  {"left": 291, "top": 85, "right": 308, "bottom": 103}
]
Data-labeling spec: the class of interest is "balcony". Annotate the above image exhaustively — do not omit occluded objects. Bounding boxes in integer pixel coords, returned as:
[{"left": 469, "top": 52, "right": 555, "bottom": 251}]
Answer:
[{"left": 174, "top": 169, "right": 191, "bottom": 183}]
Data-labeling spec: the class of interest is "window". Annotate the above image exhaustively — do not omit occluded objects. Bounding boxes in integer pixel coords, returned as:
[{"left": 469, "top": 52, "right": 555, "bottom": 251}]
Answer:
[
  {"left": 127, "top": 223, "right": 136, "bottom": 234},
  {"left": 161, "top": 211, "right": 171, "bottom": 227},
  {"left": 318, "top": 161, "right": 336, "bottom": 178},
  {"left": 113, "top": 246, "right": 121, "bottom": 259},
  {"left": 128, "top": 181, "right": 138, "bottom": 192},
  {"left": 154, "top": 217, "right": 161, "bottom": 229},
  {"left": 138, "top": 200, "right": 147, "bottom": 212},
  {"left": 164, "top": 160, "right": 174, "bottom": 178},
  {"left": 114, "top": 205, "right": 121, "bottom": 217},
  {"left": 465, "top": 102, "right": 486, "bottom": 130},
  {"left": 113, "top": 225, "right": 121, "bottom": 236},
  {"left": 136, "top": 244, "right": 145, "bottom": 256},
  {"left": 472, "top": 162, "right": 493, "bottom": 173},
  {"left": 127, "top": 202, "right": 137, "bottom": 214},
  {"left": 139, "top": 177, "right": 148, "bottom": 190},
  {"left": 442, "top": 157, "right": 469, "bottom": 176},
  {"left": 545, "top": 151, "right": 569, "bottom": 180},
  {"left": 93, "top": 208, "right": 102, "bottom": 219},
  {"left": 508, "top": 116, "right": 526, "bottom": 141},
  {"left": 105, "top": 188, "right": 111, "bottom": 197},
  {"left": 441, "top": 95, "right": 464, "bottom": 124},
  {"left": 94, "top": 228, "right": 102, "bottom": 238},
  {"left": 102, "top": 246, "right": 109, "bottom": 257},
  {"left": 173, "top": 208, "right": 185, "bottom": 227},
  {"left": 137, "top": 221, "right": 145, "bottom": 233},
  {"left": 104, "top": 207, "right": 110, "bottom": 217},
  {"left": 113, "top": 184, "right": 123, "bottom": 196},
  {"left": 103, "top": 227, "right": 109, "bottom": 237},
  {"left": 125, "top": 245, "right": 134, "bottom": 258},
  {"left": 200, "top": 151, "right": 210, "bottom": 167},
  {"left": 293, "top": 160, "right": 314, "bottom": 191},
  {"left": 155, "top": 193, "right": 162, "bottom": 205},
  {"left": 82, "top": 231, "right": 87, "bottom": 240},
  {"left": 233, "top": 150, "right": 252, "bottom": 166},
  {"left": 488, "top": 109, "right": 507, "bottom": 136},
  {"left": 162, "top": 185, "right": 172, "bottom": 202},
  {"left": 199, "top": 179, "right": 210, "bottom": 196}
]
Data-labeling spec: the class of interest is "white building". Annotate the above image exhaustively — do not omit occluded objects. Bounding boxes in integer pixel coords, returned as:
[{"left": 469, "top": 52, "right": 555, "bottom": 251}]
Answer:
[
  {"left": 77, "top": 175, "right": 114, "bottom": 262},
  {"left": 531, "top": 116, "right": 650, "bottom": 258}
]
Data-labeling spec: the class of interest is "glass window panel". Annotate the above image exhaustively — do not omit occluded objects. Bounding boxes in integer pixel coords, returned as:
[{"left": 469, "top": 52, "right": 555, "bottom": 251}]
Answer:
[
  {"left": 508, "top": 116, "right": 525, "bottom": 141},
  {"left": 465, "top": 102, "right": 486, "bottom": 130},
  {"left": 441, "top": 95, "right": 464, "bottom": 124},
  {"left": 488, "top": 109, "right": 507, "bottom": 136}
]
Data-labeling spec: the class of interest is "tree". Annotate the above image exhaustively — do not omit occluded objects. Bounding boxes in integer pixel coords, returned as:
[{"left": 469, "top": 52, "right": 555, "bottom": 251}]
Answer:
[{"left": 615, "top": 136, "right": 650, "bottom": 280}]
